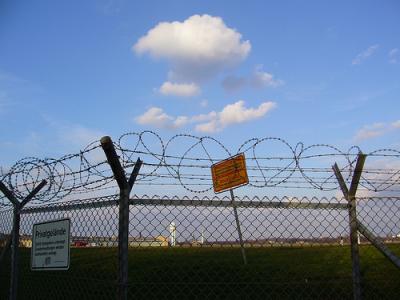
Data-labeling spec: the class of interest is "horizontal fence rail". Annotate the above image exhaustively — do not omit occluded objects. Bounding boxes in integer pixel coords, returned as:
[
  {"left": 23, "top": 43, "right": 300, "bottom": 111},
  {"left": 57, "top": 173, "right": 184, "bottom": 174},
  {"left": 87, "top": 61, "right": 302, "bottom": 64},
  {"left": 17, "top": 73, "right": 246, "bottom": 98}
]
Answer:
[{"left": 16, "top": 195, "right": 349, "bottom": 214}]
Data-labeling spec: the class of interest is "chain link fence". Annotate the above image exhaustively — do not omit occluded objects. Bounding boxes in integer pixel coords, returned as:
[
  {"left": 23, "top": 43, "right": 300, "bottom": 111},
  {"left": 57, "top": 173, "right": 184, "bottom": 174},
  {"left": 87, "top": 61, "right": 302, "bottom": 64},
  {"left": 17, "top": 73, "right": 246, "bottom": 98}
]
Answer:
[
  {"left": 1, "top": 195, "right": 399, "bottom": 299},
  {"left": 0, "top": 132, "right": 399, "bottom": 299},
  {"left": 356, "top": 197, "right": 400, "bottom": 298}
]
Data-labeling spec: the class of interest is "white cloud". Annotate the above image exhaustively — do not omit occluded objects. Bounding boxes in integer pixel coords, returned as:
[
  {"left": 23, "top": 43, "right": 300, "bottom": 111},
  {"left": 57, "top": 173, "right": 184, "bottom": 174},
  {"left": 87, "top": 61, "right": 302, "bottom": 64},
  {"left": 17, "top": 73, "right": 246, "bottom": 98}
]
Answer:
[
  {"left": 173, "top": 116, "right": 190, "bottom": 128},
  {"left": 195, "top": 120, "right": 219, "bottom": 133},
  {"left": 191, "top": 111, "right": 217, "bottom": 123},
  {"left": 389, "top": 48, "right": 398, "bottom": 64},
  {"left": 250, "top": 66, "right": 284, "bottom": 88},
  {"left": 222, "top": 66, "right": 283, "bottom": 92},
  {"left": 354, "top": 120, "right": 400, "bottom": 142},
  {"left": 135, "top": 107, "right": 189, "bottom": 129},
  {"left": 159, "top": 81, "right": 200, "bottom": 97},
  {"left": 133, "top": 14, "right": 251, "bottom": 84},
  {"left": 135, "top": 100, "right": 276, "bottom": 133},
  {"left": 352, "top": 44, "right": 379, "bottom": 65},
  {"left": 196, "top": 101, "right": 276, "bottom": 133}
]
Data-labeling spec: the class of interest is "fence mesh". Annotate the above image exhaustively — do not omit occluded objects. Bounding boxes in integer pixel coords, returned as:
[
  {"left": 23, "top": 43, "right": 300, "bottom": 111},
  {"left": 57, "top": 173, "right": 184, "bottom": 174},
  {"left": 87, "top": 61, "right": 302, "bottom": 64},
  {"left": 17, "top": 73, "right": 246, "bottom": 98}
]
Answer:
[
  {"left": 356, "top": 197, "right": 400, "bottom": 299},
  {"left": 0, "top": 195, "right": 399, "bottom": 299},
  {"left": 1, "top": 197, "right": 120, "bottom": 300},
  {"left": 0, "top": 208, "right": 13, "bottom": 299}
]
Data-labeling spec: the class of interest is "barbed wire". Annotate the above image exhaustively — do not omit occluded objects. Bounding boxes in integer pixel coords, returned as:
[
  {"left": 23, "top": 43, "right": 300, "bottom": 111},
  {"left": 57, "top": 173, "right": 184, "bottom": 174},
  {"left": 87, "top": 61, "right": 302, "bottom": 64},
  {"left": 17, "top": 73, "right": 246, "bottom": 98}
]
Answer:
[{"left": 0, "top": 131, "right": 399, "bottom": 207}]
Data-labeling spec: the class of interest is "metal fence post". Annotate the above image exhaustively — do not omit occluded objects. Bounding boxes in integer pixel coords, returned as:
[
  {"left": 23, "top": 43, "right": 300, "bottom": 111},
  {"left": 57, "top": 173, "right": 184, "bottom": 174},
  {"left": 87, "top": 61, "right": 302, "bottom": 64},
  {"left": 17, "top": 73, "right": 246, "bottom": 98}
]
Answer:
[
  {"left": 0, "top": 179, "right": 47, "bottom": 300},
  {"left": 356, "top": 221, "right": 400, "bottom": 269},
  {"left": 10, "top": 207, "right": 20, "bottom": 300},
  {"left": 229, "top": 189, "right": 247, "bottom": 265},
  {"left": 332, "top": 153, "right": 366, "bottom": 300},
  {"left": 100, "top": 136, "right": 142, "bottom": 300},
  {"left": 119, "top": 187, "right": 129, "bottom": 300}
]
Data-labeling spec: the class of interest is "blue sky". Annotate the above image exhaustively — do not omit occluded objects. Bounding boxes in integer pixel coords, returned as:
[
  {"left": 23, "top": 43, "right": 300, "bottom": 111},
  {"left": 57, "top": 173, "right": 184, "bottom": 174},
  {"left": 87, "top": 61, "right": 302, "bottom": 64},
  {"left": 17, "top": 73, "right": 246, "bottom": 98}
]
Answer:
[{"left": 1, "top": 0, "right": 399, "bottom": 167}]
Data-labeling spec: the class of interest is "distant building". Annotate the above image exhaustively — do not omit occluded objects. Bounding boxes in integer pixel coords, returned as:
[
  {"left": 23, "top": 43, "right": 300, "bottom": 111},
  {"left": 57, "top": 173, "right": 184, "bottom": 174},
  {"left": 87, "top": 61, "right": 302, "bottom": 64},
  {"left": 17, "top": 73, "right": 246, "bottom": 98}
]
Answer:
[
  {"left": 169, "top": 222, "right": 176, "bottom": 246},
  {"left": 73, "top": 240, "right": 88, "bottom": 247},
  {"left": 128, "top": 236, "right": 168, "bottom": 247},
  {"left": 20, "top": 235, "right": 32, "bottom": 248},
  {"left": 68, "top": 235, "right": 169, "bottom": 247}
]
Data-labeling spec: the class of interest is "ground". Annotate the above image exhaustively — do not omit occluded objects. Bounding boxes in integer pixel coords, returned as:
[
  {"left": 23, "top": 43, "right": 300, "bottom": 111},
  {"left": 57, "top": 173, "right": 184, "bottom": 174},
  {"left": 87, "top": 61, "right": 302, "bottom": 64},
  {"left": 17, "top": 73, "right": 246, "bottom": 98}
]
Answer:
[{"left": 1, "top": 245, "right": 399, "bottom": 299}]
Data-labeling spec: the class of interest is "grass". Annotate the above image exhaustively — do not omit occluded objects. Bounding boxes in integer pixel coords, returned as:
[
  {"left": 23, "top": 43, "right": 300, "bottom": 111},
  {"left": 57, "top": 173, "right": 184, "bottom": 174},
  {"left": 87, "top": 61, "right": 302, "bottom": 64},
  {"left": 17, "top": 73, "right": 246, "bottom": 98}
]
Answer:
[{"left": 1, "top": 244, "right": 399, "bottom": 299}]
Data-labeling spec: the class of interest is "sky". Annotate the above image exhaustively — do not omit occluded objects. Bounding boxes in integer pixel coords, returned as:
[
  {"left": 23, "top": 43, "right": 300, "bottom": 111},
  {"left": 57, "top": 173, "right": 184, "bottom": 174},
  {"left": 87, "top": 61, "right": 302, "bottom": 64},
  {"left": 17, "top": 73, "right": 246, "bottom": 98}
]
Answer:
[{"left": 1, "top": 0, "right": 399, "bottom": 168}]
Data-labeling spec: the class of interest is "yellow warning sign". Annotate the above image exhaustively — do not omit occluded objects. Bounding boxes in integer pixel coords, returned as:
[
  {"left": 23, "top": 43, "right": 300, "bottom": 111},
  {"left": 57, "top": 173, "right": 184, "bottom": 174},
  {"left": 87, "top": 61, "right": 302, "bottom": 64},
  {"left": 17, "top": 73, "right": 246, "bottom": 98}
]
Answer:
[{"left": 211, "top": 153, "right": 249, "bottom": 193}]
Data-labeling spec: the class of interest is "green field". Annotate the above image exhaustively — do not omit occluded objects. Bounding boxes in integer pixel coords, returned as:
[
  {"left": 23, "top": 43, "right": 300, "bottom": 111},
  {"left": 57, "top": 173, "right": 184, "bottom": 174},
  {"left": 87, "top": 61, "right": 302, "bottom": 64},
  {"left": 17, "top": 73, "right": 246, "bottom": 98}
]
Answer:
[{"left": 1, "top": 245, "right": 399, "bottom": 299}]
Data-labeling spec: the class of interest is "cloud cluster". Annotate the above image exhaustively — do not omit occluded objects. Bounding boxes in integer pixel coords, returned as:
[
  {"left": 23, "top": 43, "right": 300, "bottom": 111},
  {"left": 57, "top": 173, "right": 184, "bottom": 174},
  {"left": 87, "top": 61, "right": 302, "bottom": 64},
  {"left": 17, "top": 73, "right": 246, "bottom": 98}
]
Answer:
[
  {"left": 135, "top": 100, "right": 276, "bottom": 133},
  {"left": 352, "top": 44, "right": 379, "bottom": 65},
  {"left": 222, "top": 66, "right": 283, "bottom": 92},
  {"left": 354, "top": 120, "right": 400, "bottom": 142},
  {"left": 133, "top": 14, "right": 251, "bottom": 95}
]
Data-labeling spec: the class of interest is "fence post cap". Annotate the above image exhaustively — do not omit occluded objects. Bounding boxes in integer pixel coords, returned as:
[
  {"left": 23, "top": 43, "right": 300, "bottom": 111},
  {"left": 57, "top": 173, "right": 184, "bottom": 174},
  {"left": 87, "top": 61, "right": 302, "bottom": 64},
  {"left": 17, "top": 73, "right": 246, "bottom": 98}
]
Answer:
[{"left": 100, "top": 136, "right": 112, "bottom": 145}]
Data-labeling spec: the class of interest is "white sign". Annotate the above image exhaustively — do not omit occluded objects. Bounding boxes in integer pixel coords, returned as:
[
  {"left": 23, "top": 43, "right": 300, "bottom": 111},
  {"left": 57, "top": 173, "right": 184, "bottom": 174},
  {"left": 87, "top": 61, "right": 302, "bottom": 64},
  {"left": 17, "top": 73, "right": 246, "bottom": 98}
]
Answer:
[{"left": 31, "top": 218, "right": 70, "bottom": 271}]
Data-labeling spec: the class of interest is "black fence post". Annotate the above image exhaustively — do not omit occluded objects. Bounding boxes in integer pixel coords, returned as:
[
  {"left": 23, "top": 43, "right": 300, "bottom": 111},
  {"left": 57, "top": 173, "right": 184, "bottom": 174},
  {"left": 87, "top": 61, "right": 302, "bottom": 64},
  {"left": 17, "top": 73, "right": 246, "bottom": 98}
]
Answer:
[
  {"left": 100, "top": 136, "right": 142, "bottom": 300},
  {"left": 332, "top": 153, "right": 366, "bottom": 300},
  {"left": 0, "top": 179, "right": 47, "bottom": 300},
  {"left": 10, "top": 207, "right": 20, "bottom": 300}
]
